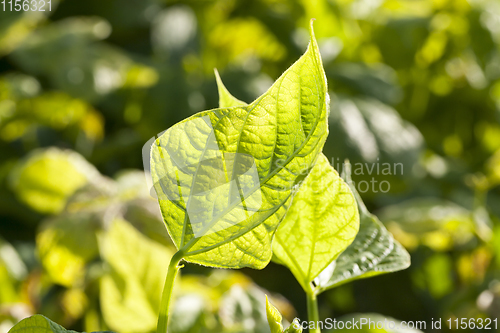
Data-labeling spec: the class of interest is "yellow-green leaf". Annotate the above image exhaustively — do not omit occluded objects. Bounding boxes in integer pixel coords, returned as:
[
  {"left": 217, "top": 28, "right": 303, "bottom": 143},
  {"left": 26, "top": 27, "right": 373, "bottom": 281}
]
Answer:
[
  {"left": 272, "top": 154, "right": 359, "bottom": 292},
  {"left": 266, "top": 295, "right": 283, "bottom": 333}
]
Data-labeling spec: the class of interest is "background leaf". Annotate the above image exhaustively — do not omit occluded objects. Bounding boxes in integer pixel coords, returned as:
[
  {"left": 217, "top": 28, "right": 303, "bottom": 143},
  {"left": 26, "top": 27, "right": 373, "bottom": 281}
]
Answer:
[
  {"left": 99, "top": 219, "right": 173, "bottom": 333},
  {"left": 37, "top": 214, "right": 101, "bottom": 287},
  {"left": 9, "top": 148, "right": 100, "bottom": 214}
]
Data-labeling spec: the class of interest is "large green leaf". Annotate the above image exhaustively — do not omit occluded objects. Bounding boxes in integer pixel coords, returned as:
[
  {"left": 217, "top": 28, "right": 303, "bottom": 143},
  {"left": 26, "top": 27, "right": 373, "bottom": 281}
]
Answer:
[
  {"left": 149, "top": 21, "right": 328, "bottom": 269},
  {"left": 99, "top": 219, "right": 173, "bottom": 333},
  {"left": 8, "top": 314, "right": 112, "bottom": 333},
  {"left": 314, "top": 162, "right": 410, "bottom": 292},
  {"left": 272, "top": 154, "right": 359, "bottom": 292}
]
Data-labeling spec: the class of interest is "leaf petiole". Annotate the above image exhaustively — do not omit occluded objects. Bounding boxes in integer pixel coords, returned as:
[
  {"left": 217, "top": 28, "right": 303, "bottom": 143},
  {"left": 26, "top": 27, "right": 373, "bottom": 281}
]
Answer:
[
  {"left": 156, "top": 250, "right": 185, "bottom": 333},
  {"left": 306, "top": 289, "right": 321, "bottom": 333}
]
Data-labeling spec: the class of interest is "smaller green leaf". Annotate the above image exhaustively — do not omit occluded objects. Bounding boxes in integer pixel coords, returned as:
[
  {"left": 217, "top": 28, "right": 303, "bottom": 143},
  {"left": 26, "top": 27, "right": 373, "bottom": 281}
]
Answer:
[
  {"left": 266, "top": 295, "right": 283, "bottom": 333},
  {"left": 8, "top": 314, "right": 113, "bottom": 333},
  {"left": 284, "top": 319, "right": 303, "bottom": 333},
  {"left": 314, "top": 161, "right": 410, "bottom": 293},
  {"left": 272, "top": 154, "right": 359, "bottom": 292}
]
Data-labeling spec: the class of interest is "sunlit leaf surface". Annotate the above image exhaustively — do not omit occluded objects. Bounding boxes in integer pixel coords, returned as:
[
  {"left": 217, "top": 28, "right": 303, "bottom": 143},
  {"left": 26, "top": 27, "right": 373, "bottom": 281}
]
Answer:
[
  {"left": 272, "top": 154, "right": 359, "bottom": 291},
  {"left": 149, "top": 22, "right": 329, "bottom": 269}
]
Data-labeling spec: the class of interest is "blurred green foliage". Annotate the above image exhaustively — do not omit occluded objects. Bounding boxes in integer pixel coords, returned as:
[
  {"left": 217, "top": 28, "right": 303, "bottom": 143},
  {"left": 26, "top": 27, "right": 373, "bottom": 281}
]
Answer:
[{"left": 1, "top": 0, "right": 500, "bottom": 332}]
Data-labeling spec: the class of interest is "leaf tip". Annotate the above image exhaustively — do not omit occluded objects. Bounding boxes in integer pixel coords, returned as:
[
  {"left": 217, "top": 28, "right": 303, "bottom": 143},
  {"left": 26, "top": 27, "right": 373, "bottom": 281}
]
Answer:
[
  {"left": 308, "top": 18, "right": 317, "bottom": 40},
  {"left": 214, "top": 68, "right": 221, "bottom": 80},
  {"left": 266, "top": 295, "right": 283, "bottom": 333}
]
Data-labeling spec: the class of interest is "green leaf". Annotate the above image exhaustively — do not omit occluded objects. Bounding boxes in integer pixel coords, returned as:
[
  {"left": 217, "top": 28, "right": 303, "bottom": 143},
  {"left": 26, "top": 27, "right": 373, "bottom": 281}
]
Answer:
[
  {"left": 150, "top": 21, "right": 328, "bottom": 269},
  {"left": 378, "top": 198, "right": 473, "bottom": 234},
  {"left": 377, "top": 198, "right": 478, "bottom": 250},
  {"left": 99, "top": 219, "right": 173, "bottom": 333},
  {"left": 314, "top": 161, "right": 410, "bottom": 293},
  {"left": 37, "top": 214, "right": 100, "bottom": 287},
  {"left": 0, "top": 6, "right": 51, "bottom": 56},
  {"left": 7, "top": 314, "right": 113, "bottom": 333},
  {"left": 266, "top": 295, "right": 283, "bottom": 333},
  {"left": 272, "top": 154, "right": 359, "bottom": 292},
  {"left": 9, "top": 148, "right": 100, "bottom": 214}
]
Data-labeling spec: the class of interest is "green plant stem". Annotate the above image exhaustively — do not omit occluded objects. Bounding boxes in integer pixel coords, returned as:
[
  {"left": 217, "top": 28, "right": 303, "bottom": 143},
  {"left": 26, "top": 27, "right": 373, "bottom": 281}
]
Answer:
[
  {"left": 306, "top": 291, "right": 321, "bottom": 333},
  {"left": 157, "top": 250, "right": 184, "bottom": 333}
]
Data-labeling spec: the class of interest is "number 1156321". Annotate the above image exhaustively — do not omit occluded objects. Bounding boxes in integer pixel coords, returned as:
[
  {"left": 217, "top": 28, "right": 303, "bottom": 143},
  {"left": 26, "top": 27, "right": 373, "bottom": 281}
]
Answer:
[{"left": 2, "top": 0, "right": 51, "bottom": 11}]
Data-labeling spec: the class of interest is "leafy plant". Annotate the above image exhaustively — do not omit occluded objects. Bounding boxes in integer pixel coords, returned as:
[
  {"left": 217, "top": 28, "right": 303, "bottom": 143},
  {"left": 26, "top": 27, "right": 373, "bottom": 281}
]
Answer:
[
  {"left": 215, "top": 67, "right": 411, "bottom": 332},
  {"left": 151, "top": 19, "right": 328, "bottom": 333}
]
